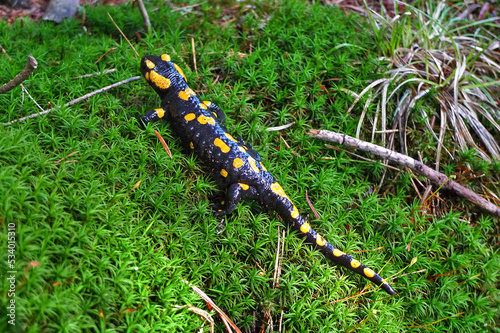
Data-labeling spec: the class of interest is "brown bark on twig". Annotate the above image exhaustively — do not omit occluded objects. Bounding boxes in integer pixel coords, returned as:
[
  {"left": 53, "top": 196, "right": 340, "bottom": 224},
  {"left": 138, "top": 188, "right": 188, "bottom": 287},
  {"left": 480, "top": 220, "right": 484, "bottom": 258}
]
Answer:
[
  {"left": 4, "top": 76, "right": 141, "bottom": 126},
  {"left": 135, "top": 0, "right": 151, "bottom": 34},
  {"left": 309, "top": 129, "right": 500, "bottom": 218},
  {"left": 0, "top": 55, "right": 38, "bottom": 94}
]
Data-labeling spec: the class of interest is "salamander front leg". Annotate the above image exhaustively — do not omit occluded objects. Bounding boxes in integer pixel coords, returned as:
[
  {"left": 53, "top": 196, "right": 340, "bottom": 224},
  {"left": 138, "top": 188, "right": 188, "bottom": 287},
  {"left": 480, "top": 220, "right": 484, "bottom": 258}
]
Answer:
[{"left": 139, "top": 107, "right": 169, "bottom": 126}]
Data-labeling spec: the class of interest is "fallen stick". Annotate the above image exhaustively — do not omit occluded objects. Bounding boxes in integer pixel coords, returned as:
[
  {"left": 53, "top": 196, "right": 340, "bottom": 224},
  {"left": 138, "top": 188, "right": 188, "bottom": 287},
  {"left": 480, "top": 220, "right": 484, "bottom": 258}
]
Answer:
[
  {"left": 309, "top": 129, "right": 500, "bottom": 218},
  {"left": 135, "top": 0, "right": 151, "bottom": 34},
  {"left": 0, "top": 55, "right": 38, "bottom": 94},
  {"left": 4, "top": 76, "right": 141, "bottom": 126}
]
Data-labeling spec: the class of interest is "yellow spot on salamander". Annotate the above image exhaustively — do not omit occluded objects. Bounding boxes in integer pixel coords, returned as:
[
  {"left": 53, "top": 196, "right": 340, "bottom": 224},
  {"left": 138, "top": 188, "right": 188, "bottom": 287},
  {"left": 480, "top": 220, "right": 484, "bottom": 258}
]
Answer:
[
  {"left": 155, "top": 108, "right": 165, "bottom": 118},
  {"left": 174, "top": 63, "right": 187, "bottom": 82},
  {"left": 238, "top": 146, "right": 246, "bottom": 153},
  {"left": 197, "top": 115, "right": 215, "bottom": 125},
  {"left": 363, "top": 268, "right": 375, "bottom": 278},
  {"left": 199, "top": 103, "right": 207, "bottom": 110},
  {"left": 161, "top": 54, "right": 171, "bottom": 61},
  {"left": 145, "top": 59, "right": 155, "bottom": 69},
  {"left": 145, "top": 71, "right": 150, "bottom": 81},
  {"left": 178, "top": 88, "right": 195, "bottom": 101},
  {"left": 248, "top": 156, "right": 259, "bottom": 173},
  {"left": 351, "top": 260, "right": 361, "bottom": 269},
  {"left": 214, "top": 138, "right": 230, "bottom": 153},
  {"left": 233, "top": 158, "right": 243, "bottom": 168},
  {"left": 185, "top": 113, "right": 196, "bottom": 121},
  {"left": 300, "top": 222, "right": 311, "bottom": 233},
  {"left": 291, "top": 205, "right": 299, "bottom": 218},
  {"left": 259, "top": 162, "right": 267, "bottom": 171},
  {"left": 333, "top": 249, "right": 344, "bottom": 257},
  {"left": 203, "top": 101, "right": 212, "bottom": 106},
  {"left": 316, "top": 234, "right": 326, "bottom": 246},
  {"left": 150, "top": 71, "right": 171, "bottom": 89},
  {"left": 239, "top": 183, "right": 249, "bottom": 190},
  {"left": 220, "top": 169, "right": 228, "bottom": 177},
  {"left": 225, "top": 133, "right": 237, "bottom": 142},
  {"left": 270, "top": 183, "right": 287, "bottom": 198}
]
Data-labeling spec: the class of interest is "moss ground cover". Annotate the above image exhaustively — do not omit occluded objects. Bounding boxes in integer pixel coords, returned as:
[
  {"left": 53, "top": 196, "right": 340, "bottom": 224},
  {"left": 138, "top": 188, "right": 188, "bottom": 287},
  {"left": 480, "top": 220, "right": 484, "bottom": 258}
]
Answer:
[{"left": 0, "top": 1, "right": 498, "bottom": 331}]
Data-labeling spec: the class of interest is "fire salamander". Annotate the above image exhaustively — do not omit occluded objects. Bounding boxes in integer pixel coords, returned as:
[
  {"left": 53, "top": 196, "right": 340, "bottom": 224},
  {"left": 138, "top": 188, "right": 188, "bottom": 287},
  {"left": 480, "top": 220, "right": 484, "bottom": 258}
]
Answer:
[{"left": 139, "top": 54, "right": 396, "bottom": 296}]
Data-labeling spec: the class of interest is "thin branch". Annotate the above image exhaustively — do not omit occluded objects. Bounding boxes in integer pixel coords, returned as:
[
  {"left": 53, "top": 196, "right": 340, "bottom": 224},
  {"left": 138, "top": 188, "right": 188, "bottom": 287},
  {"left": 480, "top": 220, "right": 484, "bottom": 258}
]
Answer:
[
  {"left": 0, "top": 55, "right": 38, "bottom": 94},
  {"left": 4, "top": 76, "right": 141, "bottom": 126},
  {"left": 171, "top": 1, "right": 207, "bottom": 12},
  {"left": 135, "top": 0, "right": 151, "bottom": 34},
  {"left": 73, "top": 69, "right": 117, "bottom": 80},
  {"left": 309, "top": 129, "right": 500, "bottom": 217}
]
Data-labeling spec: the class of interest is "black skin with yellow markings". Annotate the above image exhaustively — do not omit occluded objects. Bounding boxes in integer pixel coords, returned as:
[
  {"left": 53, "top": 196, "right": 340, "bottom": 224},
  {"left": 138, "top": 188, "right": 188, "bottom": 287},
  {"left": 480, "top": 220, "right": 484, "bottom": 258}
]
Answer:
[{"left": 139, "top": 54, "right": 396, "bottom": 296}]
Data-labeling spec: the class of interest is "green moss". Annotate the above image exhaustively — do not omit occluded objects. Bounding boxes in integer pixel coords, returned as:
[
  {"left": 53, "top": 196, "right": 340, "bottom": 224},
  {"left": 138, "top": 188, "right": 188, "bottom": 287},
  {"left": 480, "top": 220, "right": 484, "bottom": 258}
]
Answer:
[{"left": 0, "top": 1, "right": 498, "bottom": 332}]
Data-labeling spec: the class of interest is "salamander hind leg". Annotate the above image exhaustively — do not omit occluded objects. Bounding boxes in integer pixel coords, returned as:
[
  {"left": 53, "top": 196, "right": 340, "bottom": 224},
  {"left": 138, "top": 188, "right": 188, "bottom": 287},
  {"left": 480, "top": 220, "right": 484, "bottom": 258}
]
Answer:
[
  {"left": 236, "top": 138, "right": 262, "bottom": 162},
  {"left": 202, "top": 101, "right": 226, "bottom": 123},
  {"left": 213, "top": 182, "right": 259, "bottom": 216}
]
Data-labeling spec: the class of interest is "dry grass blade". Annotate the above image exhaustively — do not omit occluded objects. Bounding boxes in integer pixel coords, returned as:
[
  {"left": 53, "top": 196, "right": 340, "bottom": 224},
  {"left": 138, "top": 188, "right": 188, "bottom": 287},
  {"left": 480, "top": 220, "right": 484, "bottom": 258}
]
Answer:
[
  {"left": 355, "top": 93, "right": 373, "bottom": 139},
  {"left": 346, "top": 0, "right": 500, "bottom": 163},
  {"left": 174, "top": 305, "right": 215, "bottom": 332},
  {"left": 182, "top": 280, "right": 242, "bottom": 333},
  {"left": 346, "top": 78, "right": 386, "bottom": 114},
  {"left": 154, "top": 130, "right": 172, "bottom": 158}
]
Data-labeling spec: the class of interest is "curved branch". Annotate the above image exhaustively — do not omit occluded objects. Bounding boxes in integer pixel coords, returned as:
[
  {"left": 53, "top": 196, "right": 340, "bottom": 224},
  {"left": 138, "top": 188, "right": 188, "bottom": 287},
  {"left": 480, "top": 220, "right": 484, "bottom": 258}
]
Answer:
[
  {"left": 4, "top": 76, "right": 141, "bottom": 125},
  {"left": 309, "top": 129, "right": 500, "bottom": 217},
  {"left": 0, "top": 55, "right": 38, "bottom": 94}
]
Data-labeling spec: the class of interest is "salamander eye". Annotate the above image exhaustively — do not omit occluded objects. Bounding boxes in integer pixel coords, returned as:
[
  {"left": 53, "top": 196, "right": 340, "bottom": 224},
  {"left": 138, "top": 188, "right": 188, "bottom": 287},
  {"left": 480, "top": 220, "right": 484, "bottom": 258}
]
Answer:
[{"left": 161, "top": 54, "right": 171, "bottom": 62}]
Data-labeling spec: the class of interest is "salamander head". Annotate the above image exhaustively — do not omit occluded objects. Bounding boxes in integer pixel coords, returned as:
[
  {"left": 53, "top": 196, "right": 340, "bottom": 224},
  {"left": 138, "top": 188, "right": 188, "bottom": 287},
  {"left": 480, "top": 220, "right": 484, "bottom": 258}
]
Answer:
[{"left": 140, "top": 54, "right": 188, "bottom": 96}]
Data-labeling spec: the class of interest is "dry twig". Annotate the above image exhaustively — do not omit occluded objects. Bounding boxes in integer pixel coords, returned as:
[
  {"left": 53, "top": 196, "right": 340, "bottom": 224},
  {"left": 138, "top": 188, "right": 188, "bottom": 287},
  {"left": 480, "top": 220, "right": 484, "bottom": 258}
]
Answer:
[
  {"left": 309, "top": 129, "right": 500, "bottom": 217},
  {"left": 4, "top": 76, "right": 141, "bottom": 125},
  {"left": 73, "top": 69, "right": 117, "bottom": 80},
  {"left": 135, "top": 0, "right": 151, "bottom": 34},
  {"left": 0, "top": 55, "right": 38, "bottom": 94}
]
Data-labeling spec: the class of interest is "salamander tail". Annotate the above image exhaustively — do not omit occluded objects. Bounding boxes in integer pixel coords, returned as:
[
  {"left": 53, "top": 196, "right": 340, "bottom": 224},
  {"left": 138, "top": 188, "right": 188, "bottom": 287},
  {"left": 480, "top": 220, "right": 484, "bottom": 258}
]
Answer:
[
  {"left": 268, "top": 182, "right": 395, "bottom": 295},
  {"left": 293, "top": 216, "right": 395, "bottom": 295}
]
